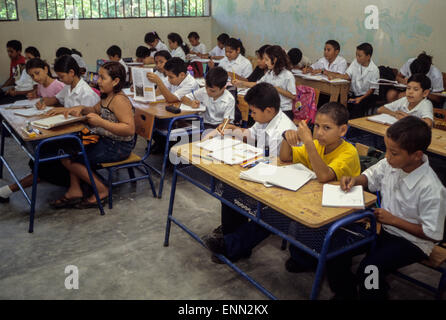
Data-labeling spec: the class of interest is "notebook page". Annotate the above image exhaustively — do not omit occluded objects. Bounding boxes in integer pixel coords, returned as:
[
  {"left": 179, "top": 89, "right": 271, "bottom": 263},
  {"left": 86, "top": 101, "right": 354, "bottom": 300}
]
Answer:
[
  {"left": 367, "top": 114, "right": 398, "bottom": 125},
  {"left": 265, "top": 166, "right": 314, "bottom": 191},
  {"left": 180, "top": 103, "right": 206, "bottom": 112},
  {"left": 196, "top": 136, "right": 241, "bottom": 152},
  {"left": 322, "top": 184, "right": 365, "bottom": 208}
]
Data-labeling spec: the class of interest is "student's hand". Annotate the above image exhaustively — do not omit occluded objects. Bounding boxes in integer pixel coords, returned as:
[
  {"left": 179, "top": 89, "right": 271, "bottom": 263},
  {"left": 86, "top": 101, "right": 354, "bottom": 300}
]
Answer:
[
  {"left": 46, "top": 107, "right": 66, "bottom": 116},
  {"left": 296, "top": 120, "right": 313, "bottom": 145},
  {"left": 35, "top": 100, "right": 46, "bottom": 110},
  {"left": 190, "top": 100, "right": 201, "bottom": 109},
  {"left": 232, "top": 79, "right": 244, "bottom": 87},
  {"left": 86, "top": 113, "right": 104, "bottom": 127},
  {"left": 27, "top": 91, "right": 37, "bottom": 99},
  {"left": 348, "top": 97, "right": 362, "bottom": 104},
  {"left": 6, "top": 88, "right": 16, "bottom": 96},
  {"left": 373, "top": 208, "right": 395, "bottom": 225},
  {"left": 64, "top": 106, "right": 84, "bottom": 118},
  {"left": 216, "top": 123, "right": 236, "bottom": 136},
  {"left": 302, "top": 67, "right": 310, "bottom": 74},
  {"left": 311, "top": 69, "right": 321, "bottom": 75},
  {"left": 208, "top": 59, "right": 215, "bottom": 68},
  {"left": 284, "top": 130, "right": 301, "bottom": 147},
  {"left": 146, "top": 72, "right": 161, "bottom": 85},
  {"left": 340, "top": 176, "right": 356, "bottom": 192}
]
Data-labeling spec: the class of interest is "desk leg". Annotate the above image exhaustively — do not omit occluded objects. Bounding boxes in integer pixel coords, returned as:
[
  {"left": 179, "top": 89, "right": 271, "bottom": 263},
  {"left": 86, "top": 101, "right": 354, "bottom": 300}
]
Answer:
[
  {"left": 339, "top": 84, "right": 349, "bottom": 107},
  {"left": 329, "top": 86, "right": 341, "bottom": 102},
  {"left": 164, "top": 164, "right": 178, "bottom": 247},
  {"left": 0, "top": 123, "right": 4, "bottom": 179},
  {"left": 29, "top": 158, "right": 41, "bottom": 233}
]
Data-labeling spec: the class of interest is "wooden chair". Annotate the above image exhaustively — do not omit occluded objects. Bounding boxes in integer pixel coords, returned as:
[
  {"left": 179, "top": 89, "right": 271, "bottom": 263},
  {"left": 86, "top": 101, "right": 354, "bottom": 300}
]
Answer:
[
  {"left": 98, "top": 109, "right": 157, "bottom": 209},
  {"left": 237, "top": 95, "right": 250, "bottom": 127},
  {"left": 434, "top": 108, "right": 446, "bottom": 130}
]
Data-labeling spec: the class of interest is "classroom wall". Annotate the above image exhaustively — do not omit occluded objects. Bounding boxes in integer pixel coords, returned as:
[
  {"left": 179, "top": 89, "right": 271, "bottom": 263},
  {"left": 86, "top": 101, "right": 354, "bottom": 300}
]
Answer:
[
  {"left": 0, "top": 0, "right": 212, "bottom": 84},
  {"left": 211, "top": 0, "right": 446, "bottom": 72}
]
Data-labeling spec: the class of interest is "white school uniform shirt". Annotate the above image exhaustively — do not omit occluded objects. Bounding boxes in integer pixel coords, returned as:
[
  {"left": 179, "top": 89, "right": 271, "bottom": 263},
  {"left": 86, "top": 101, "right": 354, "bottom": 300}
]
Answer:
[
  {"left": 384, "top": 97, "right": 433, "bottom": 120},
  {"left": 248, "top": 110, "right": 297, "bottom": 157},
  {"left": 14, "top": 69, "right": 37, "bottom": 91},
  {"left": 400, "top": 58, "right": 444, "bottom": 92},
  {"left": 258, "top": 69, "right": 297, "bottom": 111},
  {"left": 170, "top": 47, "right": 186, "bottom": 61},
  {"left": 166, "top": 73, "right": 200, "bottom": 100},
  {"left": 363, "top": 156, "right": 446, "bottom": 256},
  {"left": 218, "top": 54, "right": 253, "bottom": 79},
  {"left": 56, "top": 78, "right": 100, "bottom": 108},
  {"left": 155, "top": 70, "right": 169, "bottom": 87},
  {"left": 311, "top": 55, "right": 348, "bottom": 74},
  {"left": 185, "top": 88, "right": 235, "bottom": 125},
  {"left": 191, "top": 43, "right": 207, "bottom": 55},
  {"left": 296, "top": 55, "right": 311, "bottom": 69},
  {"left": 119, "top": 59, "right": 129, "bottom": 82},
  {"left": 155, "top": 41, "right": 169, "bottom": 53},
  {"left": 209, "top": 46, "right": 225, "bottom": 57},
  {"left": 71, "top": 54, "right": 87, "bottom": 70},
  {"left": 345, "top": 59, "right": 380, "bottom": 96}
]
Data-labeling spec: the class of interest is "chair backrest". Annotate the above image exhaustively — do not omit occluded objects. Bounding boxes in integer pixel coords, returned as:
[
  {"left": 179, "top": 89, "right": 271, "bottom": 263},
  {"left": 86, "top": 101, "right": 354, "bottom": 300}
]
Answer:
[
  {"left": 134, "top": 108, "right": 155, "bottom": 140},
  {"left": 237, "top": 95, "right": 250, "bottom": 122},
  {"left": 292, "top": 85, "right": 319, "bottom": 123},
  {"left": 434, "top": 108, "right": 446, "bottom": 130}
]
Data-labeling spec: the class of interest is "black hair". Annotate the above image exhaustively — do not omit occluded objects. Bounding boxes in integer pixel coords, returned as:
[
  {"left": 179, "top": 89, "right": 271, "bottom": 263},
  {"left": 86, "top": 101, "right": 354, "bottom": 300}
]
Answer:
[
  {"left": 100, "top": 61, "right": 126, "bottom": 94},
  {"left": 386, "top": 116, "right": 431, "bottom": 154},
  {"left": 154, "top": 50, "right": 172, "bottom": 61},
  {"left": 106, "top": 45, "right": 122, "bottom": 59},
  {"left": 244, "top": 83, "right": 280, "bottom": 112},
  {"left": 54, "top": 55, "right": 81, "bottom": 77},
  {"left": 225, "top": 38, "right": 246, "bottom": 56},
  {"left": 410, "top": 52, "right": 432, "bottom": 75},
  {"left": 217, "top": 33, "right": 230, "bottom": 45},
  {"left": 71, "top": 48, "right": 83, "bottom": 57},
  {"left": 325, "top": 40, "right": 341, "bottom": 52},
  {"left": 144, "top": 31, "right": 161, "bottom": 44},
  {"left": 256, "top": 45, "right": 271, "bottom": 58},
  {"left": 164, "top": 57, "right": 187, "bottom": 76},
  {"left": 317, "top": 102, "right": 349, "bottom": 126},
  {"left": 188, "top": 32, "right": 200, "bottom": 40},
  {"left": 265, "top": 45, "right": 291, "bottom": 76},
  {"left": 26, "top": 58, "right": 52, "bottom": 78},
  {"left": 356, "top": 42, "right": 373, "bottom": 56},
  {"left": 24, "top": 46, "right": 40, "bottom": 58},
  {"left": 167, "top": 32, "right": 190, "bottom": 55},
  {"left": 7, "top": 40, "right": 22, "bottom": 52},
  {"left": 56, "top": 47, "right": 72, "bottom": 58},
  {"left": 135, "top": 46, "right": 151, "bottom": 58},
  {"left": 407, "top": 73, "right": 432, "bottom": 91},
  {"left": 287, "top": 48, "right": 302, "bottom": 66},
  {"left": 205, "top": 67, "right": 228, "bottom": 89}
]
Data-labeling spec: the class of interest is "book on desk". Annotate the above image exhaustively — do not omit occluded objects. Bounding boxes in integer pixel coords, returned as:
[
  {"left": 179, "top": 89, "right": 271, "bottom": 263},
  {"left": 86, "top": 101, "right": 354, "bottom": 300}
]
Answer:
[
  {"left": 31, "top": 114, "right": 86, "bottom": 130},
  {"left": 367, "top": 114, "right": 398, "bottom": 125}
]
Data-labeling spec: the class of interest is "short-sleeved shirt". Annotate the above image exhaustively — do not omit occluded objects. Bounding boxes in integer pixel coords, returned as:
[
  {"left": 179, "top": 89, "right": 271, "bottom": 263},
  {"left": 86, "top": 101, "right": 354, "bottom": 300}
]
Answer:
[
  {"left": 384, "top": 97, "right": 433, "bottom": 120},
  {"left": 119, "top": 59, "right": 129, "bottom": 82},
  {"left": 248, "top": 110, "right": 297, "bottom": 157},
  {"left": 247, "top": 66, "right": 267, "bottom": 82},
  {"left": 37, "top": 79, "right": 65, "bottom": 98},
  {"left": 258, "top": 69, "right": 297, "bottom": 111},
  {"left": 155, "top": 41, "right": 169, "bottom": 53},
  {"left": 56, "top": 78, "right": 100, "bottom": 108},
  {"left": 346, "top": 59, "right": 380, "bottom": 96},
  {"left": 292, "top": 139, "right": 361, "bottom": 180},
  {"left": 311, "top": 55, "right": 348, "bottom": 74},
  {"left": 185, "top": 88, "right": 235, "bottom": 125},
  {"left": 363, "top": 156, "right": 446, "bottom": 255},
  {"left": 191, "top": 43, "right": 207, "bottom": 55},
  {"left": 209, "top": 46, "right": 225, "bottom": 57},
  {"left": 10, "top": 55, "right": 26, "bottom": 78},
  {"left": 170, "top": 47, "right": 186, "bottom": 61},
  {"left": 400, "top": 58, "right": 444, "bottom": 93},
  {"left": 14, "top": 69, "right": 37, "bottom": 91},
  {"left": 218, "top": 54, "right": 253, "bottom": 79},
  {"left": 155, "top": 70, "right": 169, "bottom": 87},
  {"left": 166, "top": 73, "right": 200, "bottom": 100}
]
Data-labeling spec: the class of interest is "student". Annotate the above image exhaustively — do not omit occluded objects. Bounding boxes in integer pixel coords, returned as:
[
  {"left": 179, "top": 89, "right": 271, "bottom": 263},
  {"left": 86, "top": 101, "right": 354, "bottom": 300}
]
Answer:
[
  {"left": 37, "top": 55, "right": 100, "bottom": 112},
  {"left": 135, "top": 46, "right": 155, "bottom": 65},
  {"left": 26, "top": 58, "right": 65, "bottom": 99},
  {"left": 153, "top": 50, "right": 172, "bottom": 87},
  {"left": 144, "top": 31, "right": 169, "bottom": 62},
  {"left": 167, "top": 33, "right": 189, "bottom": 61},
  {"left": 303, "top": 40, "right": 347, "bottom": 75},
  {"left": 377, "top": 73, "right": 433, "bottom": 127},
  {"left": 331, "top": 43, "right": 380, "bottom": 118},
  {"left": 146, "top": 57, "right": 199, "bottom": 103},
  {"left": 232, "top": 45, "right": 296, "bottom": 118},
  {"left": 328, "top": 116, "right": 446, "bottom": 300},
  {"left": 5, "top": 46, "right": 40, "bottom": 98},
  {"left": 387, "top": 52, "right": 444, "bottom": 105},
  {"left": 188, "top": 32, "right": 207, "bottom": 56},
  {"left": 24, "top": 46, "right": 40, "bottom": 60},
  {"left": 49, "top": 62, "right": 136, "bottom": 209},
  {"left": 106, "top": 45, "right": 129, "bottom": 82},
  {"left": 0, "top": 40, "right": 26, "bottom": 102},
  {"left": 288, "top": 48, "right": 311, "bottom": 70},
  {"left": 247, "top": 44, "right": 270, "bottom": 82},
  {"left": 211, "top": 38, "right": 252, "bottom": 81},
  {"left": 181, "top": 67, "right": 235, "bottom": 128},
  {"left": 205, "top": 33, "right": 230, "bottom": 60},
  {"left": 55, "top": 47, "right": 87, "bottom": 77}
]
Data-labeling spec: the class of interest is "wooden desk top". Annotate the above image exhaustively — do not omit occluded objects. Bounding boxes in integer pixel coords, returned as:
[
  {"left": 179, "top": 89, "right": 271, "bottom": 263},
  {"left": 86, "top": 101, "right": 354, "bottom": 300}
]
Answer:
[
  {"left": 0, "top": 109, "right": 85, "bottom": 142},
  {"left": 172, "top": 142, "right": 376, "bottom": 228},
  {"left": 294, "top": 74, "right": 351, "bottom": 88},
  {"left": 349, "top": 117, "right": 446, "bottom": 157}
]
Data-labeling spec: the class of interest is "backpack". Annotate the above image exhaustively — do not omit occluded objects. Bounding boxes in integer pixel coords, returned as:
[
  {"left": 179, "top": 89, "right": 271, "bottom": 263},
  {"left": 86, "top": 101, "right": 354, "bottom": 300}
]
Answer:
[
  {"left": 359, "top": 146, "right": 385, "bottom": 172},
  {"left": 292, "top": 85, "right": 317, "bottom": 123},
  {"left": 378, "top": 66, "right": 397, "bottom": 100}
]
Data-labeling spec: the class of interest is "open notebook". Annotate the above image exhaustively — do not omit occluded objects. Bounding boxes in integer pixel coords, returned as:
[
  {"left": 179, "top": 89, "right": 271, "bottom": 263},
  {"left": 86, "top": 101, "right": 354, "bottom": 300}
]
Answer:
[
  {"left": 179, "top": 103, "right": 206, "bottom": 112},
  {"left": 369, "top": 79, "right": 407, "bottom": 89},
  {"left": 322, "top": 184, "right": 365, "bottom": 208},
  {"left": 31, "top": 114, "right": 86, "bottom": 129},
  {"left": 367, "top": 114, "right": 398, "bottom": 125},
  {"left": 196, "top": 136, "right": 241, "bottom": 152},
  {"left": 6, "top": 98, "right": 40, "bottom": 109},
  {"left": 14, "top": 107, "right": 53, "bottom": 117}
]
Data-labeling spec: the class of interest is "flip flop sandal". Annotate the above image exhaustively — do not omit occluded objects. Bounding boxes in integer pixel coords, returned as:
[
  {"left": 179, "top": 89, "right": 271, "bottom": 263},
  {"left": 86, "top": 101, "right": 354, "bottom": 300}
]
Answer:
[
  {"left": 49, "top": 196, "right": 83, "bottom": 209},
  {"left": 74, "top": 197, "right": 108, "bottom": 209}
]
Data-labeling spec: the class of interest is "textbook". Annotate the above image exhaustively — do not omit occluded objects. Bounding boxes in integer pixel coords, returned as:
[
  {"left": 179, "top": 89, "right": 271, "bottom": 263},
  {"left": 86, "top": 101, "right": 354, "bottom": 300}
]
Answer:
[
  {"left": 369, "top": 79, "right": 407, "bottom": 89},
  {"left": 31, "top": 114, "right": 86, "bottom": 129},
  {"left": 7, "top": 98, "right": 40, "bottom": 109},
  {"left": 367, "top": 114, "right": 398, "bottom": 125},
  {"left": 14, "top": 106, "right": 53, "bottom": 117},
  {"left": 131, "top": 67, "right": 156, "bottom": 102},
  {"left": 322, "top": 184, "right": 365, "bottom": 209},
  {"left": 179, "top": 103, "right": 206, "bottom": 113}
]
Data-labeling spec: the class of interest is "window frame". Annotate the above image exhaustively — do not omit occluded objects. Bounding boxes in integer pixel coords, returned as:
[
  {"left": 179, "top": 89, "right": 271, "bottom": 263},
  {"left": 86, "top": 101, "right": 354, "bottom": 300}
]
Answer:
[{"left": 0, "top": 0, "right": 19, "bottom": 22}]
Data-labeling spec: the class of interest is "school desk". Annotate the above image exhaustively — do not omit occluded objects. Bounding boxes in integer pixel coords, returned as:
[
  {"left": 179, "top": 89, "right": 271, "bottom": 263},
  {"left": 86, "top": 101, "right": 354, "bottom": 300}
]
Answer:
[
  {"left": 164, "top": 141, "right": 377, "bottom": 300},
  {"left": 294, "top": 74, "right": 350, "bottom": 106},
  {"left": 349, "top": 117, "right": 446, "bottom": 158},
  {"left": 0, "top": 109, "right": 105, "bottom": 233}
]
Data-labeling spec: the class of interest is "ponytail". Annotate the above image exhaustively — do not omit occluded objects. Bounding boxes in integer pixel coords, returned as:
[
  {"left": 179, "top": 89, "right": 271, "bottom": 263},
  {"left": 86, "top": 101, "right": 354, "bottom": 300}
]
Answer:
[
  {"left": 226, "top": 38, "right": 245, "bottom": 56},
  {"left": 168, "top": 32, "right": 190, "bottom": 55}
]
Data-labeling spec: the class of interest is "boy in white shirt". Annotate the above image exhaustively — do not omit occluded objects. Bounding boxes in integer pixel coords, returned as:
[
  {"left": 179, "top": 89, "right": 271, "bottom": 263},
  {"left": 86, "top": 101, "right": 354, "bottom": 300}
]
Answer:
[
  {"left": 106, "top": 45, "right": 129, "bottom": 83},
  {"left": 205, "top": 33, "right": 230, "bottom": 60},
  {"left": 378, "top": 74, "right": 433, "bottom": 127},
  {"left": 188, "top": 32, "right": 207, "bottom": 56},
  {"left": 303, "top": 40, "right": 347, "bottom": 75},
  {"left": 181, "top": 67, "right": 235, "bottom": 129},
  {"left": 211, "top": 38, "right": 252, "bottom": 81},
  {"left": 332, "top": 116, "right": 446, "bottom": 300}
]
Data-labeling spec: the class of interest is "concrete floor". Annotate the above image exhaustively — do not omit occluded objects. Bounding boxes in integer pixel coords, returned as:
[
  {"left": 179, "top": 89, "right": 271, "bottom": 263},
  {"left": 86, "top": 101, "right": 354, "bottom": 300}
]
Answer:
[{"left": 0, "top": 137, "right": 443, "bottom": 300}]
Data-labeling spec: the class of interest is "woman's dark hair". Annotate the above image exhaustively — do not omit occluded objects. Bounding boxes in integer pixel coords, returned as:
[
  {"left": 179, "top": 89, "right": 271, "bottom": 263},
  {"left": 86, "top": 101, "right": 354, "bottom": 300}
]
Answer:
[
  {"left": 54, "top": 55, "right": 80, "bottom": 77},
  {"left": 225, "top": 38, "right": 245, "bottom": 56},
  {"left": 26, "top": 58, "right": 52, "bottom": 78},
  {"left": 168, "top": 32, "right": 190, "bottom": 55},
  {"left": 154, "top": 50, "right": 172, "bottom": 61},
  {"left": 255, "top": 45, "right": 270, "bottom": 58},
  {"left": 188, "top": 31, "right": 200, "bottom": 39},
  {"left": 144, "top": 31, "right": 161, "bottom": 44},
  {"left": 410, "top": 52, "right": 433, "bottom": 75},
  {"left": 56, "top": 47, "right": 72, "bottom": 58},
  {"left": 265, "top": 45, "right": 291, "bottom": 75},
  {"left": 287, "top": 48, "right": 302, "bottom": 66},
  {"left": 100, "top": 61, "right": 126, "bottom": 95},
  {"left": 217, "top": 33, "right": 230, "bottom": 45},
  {"left": 25, "top": 46, "right": 41, "bottom": 58}
]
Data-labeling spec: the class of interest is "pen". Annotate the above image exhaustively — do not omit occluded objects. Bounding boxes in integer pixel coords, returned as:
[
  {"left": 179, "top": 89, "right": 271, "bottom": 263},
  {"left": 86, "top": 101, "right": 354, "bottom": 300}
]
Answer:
[{"left": 220, "top": 118, "right": 230, "bottom": 134}]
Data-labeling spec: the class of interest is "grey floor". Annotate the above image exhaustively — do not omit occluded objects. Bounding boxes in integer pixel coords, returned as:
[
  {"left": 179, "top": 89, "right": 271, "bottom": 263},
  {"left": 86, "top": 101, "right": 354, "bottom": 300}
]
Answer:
[{"left": 0, "top": 138, "right": 443, "bottom": 300}]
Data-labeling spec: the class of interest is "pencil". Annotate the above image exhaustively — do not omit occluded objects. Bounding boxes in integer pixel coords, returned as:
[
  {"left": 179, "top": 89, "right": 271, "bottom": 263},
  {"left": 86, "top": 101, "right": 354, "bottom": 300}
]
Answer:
[{"left": 221, "top": 118, "right": 230, "bottom": 133}]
